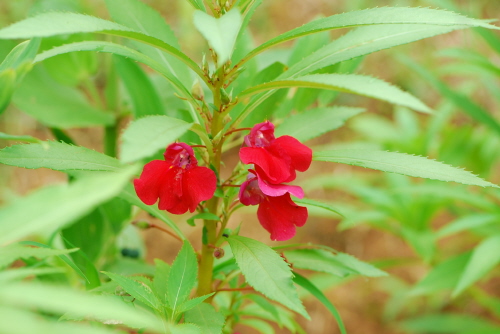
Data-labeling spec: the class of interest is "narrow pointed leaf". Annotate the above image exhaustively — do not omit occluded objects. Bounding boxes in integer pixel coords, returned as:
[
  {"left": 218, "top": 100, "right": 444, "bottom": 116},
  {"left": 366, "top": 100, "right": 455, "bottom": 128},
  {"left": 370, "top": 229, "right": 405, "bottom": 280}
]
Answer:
[
  {"left": 0, "top": 166, "right": 137, "bottom": 244},
  {"left": 0, "top": 12, "right": 202, "bottom": 78},
  {"left": 314, "top": 149, "right": 499, "bottom": 188},
  {"left": 176, "top": 293, "right": 215, "bottom": 314},
  {"left": 453, "top": 235, "right": 500, "bottom": 297},
  {"left": 293, "top": 198, "right": 345, "bottom": 217},
  {"left": 0, "top": 243, "right": 76, "bottom": 269},
  {"left": 293, "top": 272, "right": 346, "bottom": 334},
  {"left": 240, "top": 74, "right": 431, "bottom": 113},
  {"left": 0, "top": 141, "right": 123, "bottom": 171},
  {"left": 244, "top": 7, "right": 499, "bottom": 62},
  {"left": 227, "top": 235, "right": 309, "bottom": 319},
  {"left": 167, "top": 241, "right": 198, "bottom": 313},
  {"left": 153, "top": 259, "right": 171, "bottom": 305}
]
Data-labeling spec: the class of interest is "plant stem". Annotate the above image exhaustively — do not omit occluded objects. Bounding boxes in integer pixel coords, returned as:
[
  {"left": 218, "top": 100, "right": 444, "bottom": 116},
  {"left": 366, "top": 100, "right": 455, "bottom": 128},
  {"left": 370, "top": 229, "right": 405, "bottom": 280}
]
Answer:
[{"left": 197, "top": 68, "right": 225, "bottom": 297}]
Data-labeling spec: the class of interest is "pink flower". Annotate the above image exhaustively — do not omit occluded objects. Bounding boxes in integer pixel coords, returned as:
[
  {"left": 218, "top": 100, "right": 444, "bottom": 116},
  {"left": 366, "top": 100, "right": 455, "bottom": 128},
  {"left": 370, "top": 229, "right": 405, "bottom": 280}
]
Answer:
[
  {"left": 239, "top": 121, "right": 312, "bottom": 184},
  {"left": 239, "top": 172, "right": 307, "bottom": 241},
  {"left": 134, "top": 143, "right": 217, "bottom": 215}
]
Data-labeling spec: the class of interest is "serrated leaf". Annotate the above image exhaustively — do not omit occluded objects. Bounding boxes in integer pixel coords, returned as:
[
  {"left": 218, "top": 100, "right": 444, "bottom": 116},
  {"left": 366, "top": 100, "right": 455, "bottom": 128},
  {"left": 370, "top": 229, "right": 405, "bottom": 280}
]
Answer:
[
  {"left": 194, "top": 9, "right": 242, "bottom": 66},
  {"left": 105, "top": 0, "right": 192, "bottom": 89},
  {"left": 239, "top": 318, "right": 275, "bottom": 334},
  {"left": 168, "top": 241, "right": 198, "bottom": 313},
  {"left": 103, "top": 271, "right": 160, "bottom": 309},
  {"left": 184, "top": 303, "right": 225, "bottom": 334},
  {"left": 169, "top": 323, "right": 202, "bottom": 334},
  {"left": 113, "top": 55, "right": 164, "bottom": 117},
  {"left": 120, "top": 115, "right": 192, "bottom": 163},
  {"left": 240, "top": 74, "right": 431, "bottom": 113},
  {"left": 285, "top": 24, "right": 462, "bottom": 78},
  {"left": 0, "top": 141, "right": 123, "bottom": 171},
  {"left": 153, "top": 259, "right": 171, "bottom": 305},
  {"left": 284, "top": 249, "right": 354, "bottom": 278},
  {"left": 453, "top": 235, "right": 500, "bottom": 297},
  {"left": 176, "top": 293, "right": 215, "bottom": 314},
  {"left": 245, "top": 7, "right": 499, "bottom": 61},
  {"left": 119, "top": 183, "right": 186, "bottom": 239},
  {"left": 275, "top": 106, "right": 364, "bottom": 142},
  {"left": 0, "top": 243, "right": 76, "bottom": 269},
  {"left": 12, "top": 66, "right": 114, "bottom": 128},
  {"left": 293, "top": 198, "right": 345, "bottom": 217},
  {"left": 410, "top": 252, "right": 471, "bottom": 296},
  {"left": 227, "top": 235, "right": 309, "bottom": 319},
  {"left": 0, "top": 282, "right": 164, "bottom": 331},
  {"left": 0, "top": 165, "right": 137, "bottom": 244},
  {"left": 244, "top": 294, "right": 282, "bottom": 326},
  {"left": 293, "top": 272, "right": 346, "bottom": 334},
  {"left": 313, "top": 149, "right": 499, "bottom": 188},
  {"left": 0, "top": 12, "right": 202, "bottom": 78},
  {"left": 35, "top": 41, "right": 193, "bottom": 100}
]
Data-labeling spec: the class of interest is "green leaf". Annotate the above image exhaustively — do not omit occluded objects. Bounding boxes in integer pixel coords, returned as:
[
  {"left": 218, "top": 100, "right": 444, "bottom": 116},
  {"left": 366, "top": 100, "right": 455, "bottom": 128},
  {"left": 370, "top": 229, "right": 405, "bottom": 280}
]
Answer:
[
  {"left": 244, "top": 294, "right": 282, "bottom": 326},
  {"left": 293, "top": 198, "right": 345, "bottom": 217},
  {"left": 153, "top": 259, "right": 171, "bottom": 305},
  {"left": 169, "top": 323, "right": 202, "bottom": 334},
  {"left": 0, "top": 141, "right": 124, "bottom": 172},
  {"left": 187, "top": 213, "right": 220, "bottom": 226},
  {"left": 0, "top": 39, "right": 40, "bottom": 72},
  {"left": 120, "top": 115, "right": 192, "bottom": 163},
  {"left": 176, "top": 293, "right": 215, "bottom": 314},
  {"left": 240, "top": 74, "right": 431, "bottom": 113},
  {"left": 35, "top": 41, "right": 193, "bottom": 101},
  {"left": 19, "top": 240, "right": 90, "bottom": 284},
  {"left": 186, "top": 0, "right": 206, "bottom": 11},
  {"left": 227, "top": 235, "right": 309, "bottom": 319},
  {"left": 12, "top": 66, "right": 114, "bottom": 128},
  {"left": 410, "top": 252, "right": 471, "bottom": 296},
  {"left": 0, "top": 132, "right": 41, "bottom": 143},
  {"left": 168, "top": 241, "right": 198, "bottom": 314},
  {"left": 0, "top": 243, "right": 76, "bottom": 269},
  {"left": 0, "top": 282, "right": 164, "bottom": 331},
  {"left": 119, "top": 183, "right": 186, "bottom": 240},
  {"left": 0, "top": 69, "right": 15, "bottom": 114},
  {"left": 0, "top": 267, "right": 64, "bottom": 282},
  {"left": 0, "top": 305, "right": 129, "bottom": 334},
  {"left": 293, "top": 272, "right": 346, "bottom": 334},
  {"left": 184, "top": 303, "right": 225, "bottom": 334},
  {"left": 285, "top": 24, "right": 462, "bottom": 78},
  {"left": 113, "top": 55, "right": 164, "bottom": 117},
  {"left": 275, "top": 106, "right": 364, "bottom": 142},
  {"left": 103, "top": 271, "right": 160, "bottom": 309},
  {"left": 105, "top": 0, "right": 192, "bottom": 89},
  {"left": 400, "top": 313, "right": 500, "bottom": 334},
  {"left": 313, "top": 149, "right": 499, "bottom": 188},
  {"left": 401, "top": 56, "right": 500, "bottom": 136},
  {"left": 0, "top": 12, "right": 203, "bottom": 79},
  {"left": 453, "top": 235, "right": 500, "bottom": 297},
  {"left": 243, "top": 7, "right": 499, "bottom": 62},
  {"left": 437, "top": 214, "right": 500, "bottom": 238},
  {"left": 0, "top": 165, "right": 137, "bottom": 244},
  {"left": 193, "top": 9, "right": 242, "bottom": 66},
  {"left": 284, "top": 249, "right": 353, "bottom": 278}
]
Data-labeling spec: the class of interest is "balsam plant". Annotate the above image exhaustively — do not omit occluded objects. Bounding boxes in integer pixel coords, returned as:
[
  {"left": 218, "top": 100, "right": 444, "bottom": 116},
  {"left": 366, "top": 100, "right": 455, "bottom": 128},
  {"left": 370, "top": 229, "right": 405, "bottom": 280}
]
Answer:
[{"left": 0, "top": 1, "right": 499, "bottom": 333}]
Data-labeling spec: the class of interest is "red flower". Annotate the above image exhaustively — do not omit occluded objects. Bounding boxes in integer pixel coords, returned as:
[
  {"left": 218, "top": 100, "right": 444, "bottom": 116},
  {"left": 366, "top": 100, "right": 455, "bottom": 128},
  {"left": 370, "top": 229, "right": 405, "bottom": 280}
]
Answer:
[
  {"left": 239, "top": 121, "right": 312, "bottom": 184},
  {"left": 134, "top": 143, "right": 217, "bottom": 215},
  {"left": 239, "top": 172, "right": 307, "bottom": 241}
]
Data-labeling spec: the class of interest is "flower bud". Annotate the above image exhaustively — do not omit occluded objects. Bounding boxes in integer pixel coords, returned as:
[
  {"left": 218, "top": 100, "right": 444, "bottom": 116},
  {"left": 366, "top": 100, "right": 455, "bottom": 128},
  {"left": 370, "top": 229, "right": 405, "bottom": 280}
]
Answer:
[{"left": 213, "top": 247, "right": 225, "bottom": 259}]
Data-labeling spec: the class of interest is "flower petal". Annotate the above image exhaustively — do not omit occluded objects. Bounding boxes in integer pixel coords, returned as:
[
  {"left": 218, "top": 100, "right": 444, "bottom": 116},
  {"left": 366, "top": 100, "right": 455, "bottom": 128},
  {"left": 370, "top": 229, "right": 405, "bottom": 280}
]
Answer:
[
  {"left": 134, "top": 160, "right": 170, "bottom": 205},
  {"left": 257, "top": 176, "right": 304, "bottom": 199},
  {"left": 158, "top": 167, "right": 188, "bottom": 214},
  {"left": 239, "top": 177, "right": 264, "bottom": 206},
  {"left": 257, "top": 194, "right": 308, "bottom": 241},
  {"left": 183, "top": 166, "right": 217, "bottom": 212},
  {"left": 272, "top": 135, "right": 312, "bottom": 172},
  {"left": 239, "top": 147, "right": 292, "bottom": 184},
  {"left": 244, "top": 121, "right": 275, "bottom": 147}
]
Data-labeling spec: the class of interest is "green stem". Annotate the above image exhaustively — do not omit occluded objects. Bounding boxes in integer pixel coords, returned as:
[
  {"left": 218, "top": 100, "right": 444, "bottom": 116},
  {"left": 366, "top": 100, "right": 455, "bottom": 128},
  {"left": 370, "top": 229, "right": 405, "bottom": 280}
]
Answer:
[
  {"left": 50, "top": 128, "right": 76, "bottom": 145},
  {"left": 104, "top": 123, "right": 118, "bottom": 157},
  {"left": 197, "top": 69, "right": 225, "bottom": 297}
]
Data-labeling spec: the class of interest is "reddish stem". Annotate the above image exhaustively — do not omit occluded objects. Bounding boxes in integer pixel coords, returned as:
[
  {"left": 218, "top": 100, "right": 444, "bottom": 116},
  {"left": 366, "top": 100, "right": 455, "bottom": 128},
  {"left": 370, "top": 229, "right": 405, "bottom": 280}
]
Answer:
[{"left": 224, "top": 127, "right": 252, "bottom": 137}]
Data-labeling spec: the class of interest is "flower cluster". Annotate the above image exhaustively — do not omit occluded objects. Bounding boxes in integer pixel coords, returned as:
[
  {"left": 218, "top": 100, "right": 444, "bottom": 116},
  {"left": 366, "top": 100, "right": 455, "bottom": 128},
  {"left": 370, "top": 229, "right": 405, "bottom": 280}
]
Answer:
[
  {"left": 134, "top": 143, "right": 216, "bottom": 214},
  {"left": 238, "top": 121, "right": 312, "bottom": 241}
]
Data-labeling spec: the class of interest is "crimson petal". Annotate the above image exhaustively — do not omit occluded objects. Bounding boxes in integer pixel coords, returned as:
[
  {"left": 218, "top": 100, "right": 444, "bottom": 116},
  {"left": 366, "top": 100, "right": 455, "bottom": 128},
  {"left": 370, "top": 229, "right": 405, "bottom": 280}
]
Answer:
[
  {"left": 183, "top": 166, "right": 218, "bottom": 213},
  {"left": 272, "top": 135, "right": 312, "bottom": 172},
  {"left": 257, "top": 193, "right": 308, "bottom": 241},
  {"left": 134, "top": 160, "right": 171, "bottom": 205},
  {"left": 239, "top": 147, "right": 292, "bottom": 184}
]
